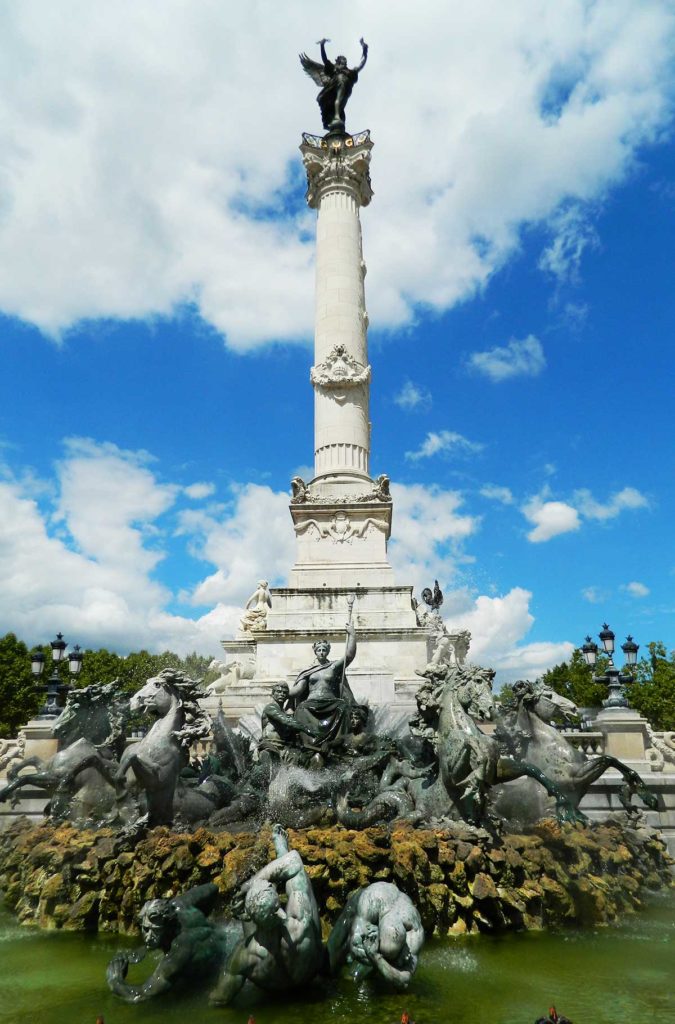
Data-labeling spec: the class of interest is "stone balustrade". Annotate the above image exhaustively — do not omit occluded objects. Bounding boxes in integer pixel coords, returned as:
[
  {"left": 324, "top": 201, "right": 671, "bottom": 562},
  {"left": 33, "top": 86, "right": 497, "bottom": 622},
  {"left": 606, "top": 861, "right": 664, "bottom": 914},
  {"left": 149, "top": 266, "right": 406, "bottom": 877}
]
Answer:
[{"left": 561, "top": 730, "right": 605, "bottom": 756}]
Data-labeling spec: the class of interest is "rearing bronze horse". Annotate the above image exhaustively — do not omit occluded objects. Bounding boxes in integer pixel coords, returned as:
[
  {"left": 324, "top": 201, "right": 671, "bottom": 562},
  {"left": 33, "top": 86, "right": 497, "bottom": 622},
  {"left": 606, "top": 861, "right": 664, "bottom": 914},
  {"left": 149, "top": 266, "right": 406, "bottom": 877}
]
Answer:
[{"left": 435, "top": 665, "right": 583, "bottom": 826}]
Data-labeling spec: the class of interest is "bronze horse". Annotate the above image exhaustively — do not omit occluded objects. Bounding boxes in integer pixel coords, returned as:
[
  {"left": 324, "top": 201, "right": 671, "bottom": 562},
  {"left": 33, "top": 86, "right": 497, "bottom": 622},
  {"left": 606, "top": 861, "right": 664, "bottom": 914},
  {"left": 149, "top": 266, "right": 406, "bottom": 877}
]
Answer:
[
  {"left": 435, "top": 665, "right": 583, "bottom": 826},
  {"left": 0, "top": 682, "right": 126, "bottom": 823},
  {"left": 492, "top": 680, "right": 657, "bottom": 821}
]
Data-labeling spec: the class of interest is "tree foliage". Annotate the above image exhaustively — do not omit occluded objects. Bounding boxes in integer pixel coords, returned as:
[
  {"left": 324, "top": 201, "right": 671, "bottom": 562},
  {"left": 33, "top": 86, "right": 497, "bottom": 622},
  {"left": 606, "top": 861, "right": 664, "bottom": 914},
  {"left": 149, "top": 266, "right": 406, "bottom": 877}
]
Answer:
[
  {"left": 540, "top": 648, "right": 610, "bottom": 709},
  {"left": 0, "top": 634, "right": 214, "bottom": 736},
  {"left": 625, "top": 641, "right": 675, "bottom": 731},
  {"left": 0, "top": 633, "right": 42, "bottom": 738}
]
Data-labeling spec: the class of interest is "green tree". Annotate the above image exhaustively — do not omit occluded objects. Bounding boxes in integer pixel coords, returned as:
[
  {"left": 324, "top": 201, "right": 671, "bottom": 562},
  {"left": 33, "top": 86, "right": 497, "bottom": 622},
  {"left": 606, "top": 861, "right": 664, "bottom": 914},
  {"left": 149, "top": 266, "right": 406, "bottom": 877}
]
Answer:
[
  {"left": 181, "top": 651, "right": 213, "bottom": 681},
  {"left": 541, "top": 648, "right": 609, "bottom": 709},
  {"left": 0, "top": 633, "right": 41, "bottom": 737},
  {"left": 494, "top": 683, "right": 515, "bottom": 707},
  {"left": 76, "top": 648, "right": 124, "bottom": 689},
  {"left": 0, "top": 635, "right": 215, "bottom": 736},
  {"left": 625, "top": 641, "right": 675, "bottom": 730}
]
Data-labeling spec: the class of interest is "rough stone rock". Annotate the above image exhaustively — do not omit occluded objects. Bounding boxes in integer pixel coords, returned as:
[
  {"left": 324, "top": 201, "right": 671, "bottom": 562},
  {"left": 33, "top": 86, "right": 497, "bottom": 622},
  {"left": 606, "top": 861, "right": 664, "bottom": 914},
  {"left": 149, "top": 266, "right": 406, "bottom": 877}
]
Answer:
[
  {"left": 470, "top": 872, "right": 498, "bottom": 901},
  {"left": 0, "top": 816, "right": 671, "bottom": 937}
]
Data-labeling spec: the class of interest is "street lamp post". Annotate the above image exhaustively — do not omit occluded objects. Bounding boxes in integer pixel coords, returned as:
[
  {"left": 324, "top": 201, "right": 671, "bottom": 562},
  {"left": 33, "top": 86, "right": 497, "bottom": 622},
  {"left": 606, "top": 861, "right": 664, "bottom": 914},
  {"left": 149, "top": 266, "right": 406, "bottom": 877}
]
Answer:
[
  {"left": 581, "top": 623, "right": 639, "bottom": 710},
  {"left": 30, "top": 633, "right": 84, "bottom": 718}
]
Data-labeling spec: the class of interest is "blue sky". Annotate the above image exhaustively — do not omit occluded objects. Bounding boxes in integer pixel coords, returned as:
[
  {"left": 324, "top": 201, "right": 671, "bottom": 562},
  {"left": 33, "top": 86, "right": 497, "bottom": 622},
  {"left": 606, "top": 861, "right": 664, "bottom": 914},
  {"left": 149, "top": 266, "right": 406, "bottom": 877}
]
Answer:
[{"left": 0, "top": 2, "right": 673, "bottom": 682}]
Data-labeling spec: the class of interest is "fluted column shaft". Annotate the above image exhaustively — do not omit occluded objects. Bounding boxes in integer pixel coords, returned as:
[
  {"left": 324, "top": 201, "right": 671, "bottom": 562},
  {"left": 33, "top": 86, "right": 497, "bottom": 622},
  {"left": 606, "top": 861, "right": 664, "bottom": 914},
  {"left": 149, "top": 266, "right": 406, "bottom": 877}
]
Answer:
[{"left": 301, "top": 133, "right": 374, "bottom": 483}]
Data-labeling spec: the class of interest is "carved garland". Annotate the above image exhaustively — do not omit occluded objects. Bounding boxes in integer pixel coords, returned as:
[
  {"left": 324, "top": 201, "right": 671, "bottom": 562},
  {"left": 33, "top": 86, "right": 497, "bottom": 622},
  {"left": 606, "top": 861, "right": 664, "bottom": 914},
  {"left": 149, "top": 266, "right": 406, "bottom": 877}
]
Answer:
[{"left": 311, "top": 344, "right": 371, "bottom": 389}]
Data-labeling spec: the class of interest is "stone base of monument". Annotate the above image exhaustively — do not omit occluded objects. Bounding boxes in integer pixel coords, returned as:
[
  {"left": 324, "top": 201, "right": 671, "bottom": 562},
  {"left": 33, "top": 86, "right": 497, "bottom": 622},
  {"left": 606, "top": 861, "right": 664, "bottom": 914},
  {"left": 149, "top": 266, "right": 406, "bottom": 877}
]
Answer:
[{"left": 216, "top": 585, "right": 468, "bottom": 720}]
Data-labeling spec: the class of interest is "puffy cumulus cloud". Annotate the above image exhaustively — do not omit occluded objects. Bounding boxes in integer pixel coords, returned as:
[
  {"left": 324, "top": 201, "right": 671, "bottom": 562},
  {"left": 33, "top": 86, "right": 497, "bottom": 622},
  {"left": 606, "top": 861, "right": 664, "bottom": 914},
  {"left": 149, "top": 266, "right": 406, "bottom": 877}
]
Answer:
[
  {"left": 521, "top": 484, "right": 650, "bottom": 542},
  {"left": 573, "top": 486, "right": 650, "bottom": 520},
  {"left": 0, "top": 439, "right": 252, "bottom": 656},
  {"left": 55, "top": 438, "right": 178, "bottom": 571},
  {"left": 469, "top": 335, "right": 546, "bottom": 383},
  {"left": 622, "top": 580, "right": 650, "bottom": 598},
  {"left": 393, "top": 380, "right": 432, "bottom": 411},
  {"left": 388, "top": 483, "right": 480, "bottom": 592},
  {"left": 175, "top": 484, "right": 295, "bottom": 607},
  {"left": 522, "top": 497, "right": 581, "bottom": 542},
  {"left": 442, "top": 586, "right": 573, "bottom": 683},
  {"left": 184, "top": 482, "right": 216, "bottom": 500},
  {"left": 405, "top": 430, "right": 484, "bottom": 461},
  {"left": 581, "top": 585, "right": 607, "bottom": 604},
  {"left": 0, "top": 2, "right": 673, "bottom": 345}
]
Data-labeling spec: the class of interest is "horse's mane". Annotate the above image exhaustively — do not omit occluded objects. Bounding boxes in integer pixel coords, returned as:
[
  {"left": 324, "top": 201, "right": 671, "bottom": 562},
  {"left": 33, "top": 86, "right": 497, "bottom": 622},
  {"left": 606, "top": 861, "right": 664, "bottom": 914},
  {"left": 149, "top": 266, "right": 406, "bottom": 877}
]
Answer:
[
  {"left": 150, "top": 668, "right": 211, "bottom": 749},
  {"left": 499, "top": 678, "right": 544, "bottom": 712},
  {"left": 445, "top": 663, "right": 496, "bottom": 690},
  {"left": 56, "top": 680, "right": 129, "bottom": 750}
]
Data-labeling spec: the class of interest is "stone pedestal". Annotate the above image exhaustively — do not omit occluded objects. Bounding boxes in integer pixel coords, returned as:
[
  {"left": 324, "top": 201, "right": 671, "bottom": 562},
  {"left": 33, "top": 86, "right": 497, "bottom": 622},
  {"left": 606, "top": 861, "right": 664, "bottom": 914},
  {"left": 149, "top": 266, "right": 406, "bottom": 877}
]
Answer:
[
  {"left": 289, "top": 496, "right": 393, "bottom": 588},
  {"left": 596, "top": 706, "right": 650, "bottom": 765},
  {"left": 21, "top": 718, "right": 59, "bottom": 762},
  {"left": 217, "top": 585, "right": 469, "bottom": 721}
]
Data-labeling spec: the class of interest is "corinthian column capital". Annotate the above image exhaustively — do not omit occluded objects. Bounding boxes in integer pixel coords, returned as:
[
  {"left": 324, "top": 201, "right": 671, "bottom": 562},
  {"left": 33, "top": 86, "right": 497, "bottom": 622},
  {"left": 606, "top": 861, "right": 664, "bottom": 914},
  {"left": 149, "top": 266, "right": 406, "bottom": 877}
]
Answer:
[{"left": 300, "top": 131, "right": 373, "bottom": 209}]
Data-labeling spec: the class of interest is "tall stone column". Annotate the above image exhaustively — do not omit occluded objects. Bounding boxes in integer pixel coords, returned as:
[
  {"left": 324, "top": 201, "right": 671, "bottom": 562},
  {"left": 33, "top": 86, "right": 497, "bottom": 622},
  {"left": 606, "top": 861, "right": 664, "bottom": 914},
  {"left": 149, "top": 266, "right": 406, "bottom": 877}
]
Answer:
[
  {"left": 288, "top": 130, "right": 393, "bottom": 587},
  {"left": 301, "top": 131, "right": 374, "bottom": 486}
]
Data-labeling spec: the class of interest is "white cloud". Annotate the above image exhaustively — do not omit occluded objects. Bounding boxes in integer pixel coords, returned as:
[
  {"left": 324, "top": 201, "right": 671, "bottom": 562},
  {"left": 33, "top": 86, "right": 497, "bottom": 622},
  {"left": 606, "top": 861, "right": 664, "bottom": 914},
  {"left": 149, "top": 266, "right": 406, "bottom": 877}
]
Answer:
[
  {"left": 0, "top": 2, "right": 673, "bottom": 345},
  {"left": 0, "top": 443, "right": 182, "bottom": 651},
  {"left": 521, "top": 484, "right": 649, "bottom": 542},
  {"left": 622, "top": 580, "right": 650, "bottom": 598},
  {"left": 469, "top": 335, "right": 546, "bottom": 382},
  {"left": 582, "top": 586, "right": 607, "bottom": 604},
  {"left": 442, "top": 586, "right": 574, "bottom": 683},
  {"left": 405, "top": 430, "right": 484, "bottom": 461},
  {"left": 539, "top": 204, "right": 599, "bottom": 282},
  {"left": 184, "top": 482, "right": 216, "bottom": 500},
  {"left": 573, "top": 486, "right": 650, "bottom": 520},
  {"left": 176, "top": 484, "right": 295, "bottom": 607},
  {"left": 394, "top": 381, "right": 432, "bottom": 411},
  {"left": 0, "top": 448, "right": 575, "bottom": 682},
  {"left": 388, "top": 483, "right": 480, "bottom": 591},
  {"left": 522, "top": 497, "right": 581, "bottom": 542},
  {"left": 480, "top": 484, "right": 514, "bottom": 505}
]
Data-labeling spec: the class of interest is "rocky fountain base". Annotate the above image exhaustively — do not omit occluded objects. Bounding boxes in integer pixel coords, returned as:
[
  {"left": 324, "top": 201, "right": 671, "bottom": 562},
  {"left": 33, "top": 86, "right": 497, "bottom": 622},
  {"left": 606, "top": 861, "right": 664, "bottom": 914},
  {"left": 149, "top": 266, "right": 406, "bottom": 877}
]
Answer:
[{"left": 1, "top": 816, "right": 671, "bottom": 938}]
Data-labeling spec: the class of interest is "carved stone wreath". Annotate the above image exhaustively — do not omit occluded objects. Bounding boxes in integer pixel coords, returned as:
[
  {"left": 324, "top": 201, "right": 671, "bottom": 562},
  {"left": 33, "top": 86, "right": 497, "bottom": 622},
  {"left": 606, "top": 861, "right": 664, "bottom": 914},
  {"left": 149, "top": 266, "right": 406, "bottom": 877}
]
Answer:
[
  {"left": 295, "top": 511, "right": 387, "bottom": 545},
  {"left": 311, "top": 344, "right": 371, "bottom": 389}
]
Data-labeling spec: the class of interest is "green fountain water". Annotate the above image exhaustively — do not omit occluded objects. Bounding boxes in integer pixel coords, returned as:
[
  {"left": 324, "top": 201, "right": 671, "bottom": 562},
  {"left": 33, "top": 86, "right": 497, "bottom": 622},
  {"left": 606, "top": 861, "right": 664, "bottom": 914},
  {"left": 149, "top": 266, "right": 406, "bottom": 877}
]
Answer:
[{"left": 1, "top": 891, "right": 673, "bottom": 1024}]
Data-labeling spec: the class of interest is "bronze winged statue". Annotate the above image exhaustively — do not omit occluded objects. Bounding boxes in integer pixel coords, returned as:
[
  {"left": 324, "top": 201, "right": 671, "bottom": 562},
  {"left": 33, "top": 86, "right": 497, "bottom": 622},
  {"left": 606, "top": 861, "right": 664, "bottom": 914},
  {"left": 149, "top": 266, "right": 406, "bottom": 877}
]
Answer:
[{"left": 299, "top": 37, "right": 368, "bottom": 133}]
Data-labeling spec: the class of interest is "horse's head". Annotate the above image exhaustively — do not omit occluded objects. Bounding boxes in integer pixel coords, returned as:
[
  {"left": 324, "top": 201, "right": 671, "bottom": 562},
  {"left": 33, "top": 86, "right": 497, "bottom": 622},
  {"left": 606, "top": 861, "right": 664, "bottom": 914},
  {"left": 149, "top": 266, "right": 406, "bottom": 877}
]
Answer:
[
  {"left": 130, "top": 668, "right": 211, "bottom": 748},
  {"left": 54, "top": 681, "right": 129, "bottom": 749},
  {"left": 513, "top": 679, "right": 578, "bottom": 725},
  {"left": 450, "top": 665, "right": 496, "bottom": 721},
  {"left": 131, "top": 669, "right": 180, "bottom": 717},
  {"left": 53, "top": 687, "right": 94, "bottom": 743}
]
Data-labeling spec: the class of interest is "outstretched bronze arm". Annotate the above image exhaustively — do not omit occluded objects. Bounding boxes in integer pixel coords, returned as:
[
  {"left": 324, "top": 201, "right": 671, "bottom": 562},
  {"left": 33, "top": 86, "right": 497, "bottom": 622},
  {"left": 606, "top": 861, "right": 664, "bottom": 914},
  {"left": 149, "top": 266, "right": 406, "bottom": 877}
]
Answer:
[
  {"left": 355, "top": 37, "right": 368, "bottom": 72},
  {"left": 318, "top": 37, "right": 331, "bottom": 66}
]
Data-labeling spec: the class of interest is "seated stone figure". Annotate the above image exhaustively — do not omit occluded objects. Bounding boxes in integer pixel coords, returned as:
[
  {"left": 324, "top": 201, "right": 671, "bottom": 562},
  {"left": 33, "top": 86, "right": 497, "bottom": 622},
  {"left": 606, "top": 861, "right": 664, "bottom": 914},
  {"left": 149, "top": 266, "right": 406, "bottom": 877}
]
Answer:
[
  {"left": 327, "top": 882, "right": 424, "bottom": 989},
  {"left": 106, "top": 883, "right": 241, "bottom": 1003},
  {"left": 209, "top": 824, "right": 323, "bottom": 1005},
  {"left": 288, "top": 624, "right": 362, "bottom": 757}
]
